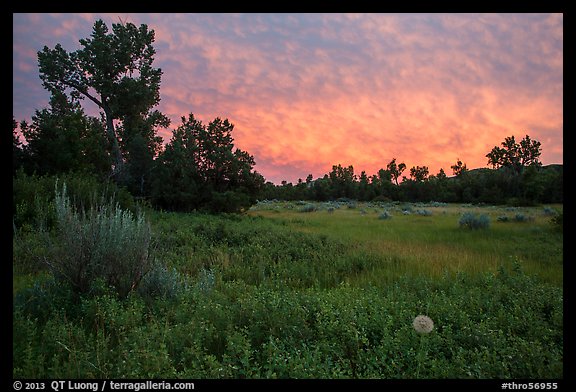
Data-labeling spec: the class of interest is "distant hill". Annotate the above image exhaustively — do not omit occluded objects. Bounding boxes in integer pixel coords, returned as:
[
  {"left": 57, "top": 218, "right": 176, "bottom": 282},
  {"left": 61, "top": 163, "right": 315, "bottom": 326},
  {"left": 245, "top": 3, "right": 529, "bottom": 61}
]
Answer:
[{"left": 459, "top": 163, "right": 562, "bottom": 177}]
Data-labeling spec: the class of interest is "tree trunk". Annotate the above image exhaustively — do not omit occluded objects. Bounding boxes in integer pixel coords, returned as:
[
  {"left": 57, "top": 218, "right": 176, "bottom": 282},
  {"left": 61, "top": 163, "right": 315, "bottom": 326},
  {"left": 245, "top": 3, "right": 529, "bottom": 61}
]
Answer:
[{"left": 102, "top": 99, "right": 125, "bottom": 179}]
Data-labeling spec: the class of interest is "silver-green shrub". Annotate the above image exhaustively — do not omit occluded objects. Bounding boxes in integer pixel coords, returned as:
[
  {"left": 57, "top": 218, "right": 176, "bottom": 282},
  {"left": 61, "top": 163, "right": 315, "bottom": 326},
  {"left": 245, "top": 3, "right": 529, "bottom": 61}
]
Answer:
[
  {"left": 48, "top": 183, "right": 153, "bottom": 298},
  {"left": 378, "top": 211, "right": 393, "bottom": 220},
  {"left": 138, "top": 264, "right": 186, "bottom": 301},
  {"left": 300, "top": 204, "right": 317, "bottom": 213},
  {"left": 459, "top": 212, "right": 490, "bottom": 230}
]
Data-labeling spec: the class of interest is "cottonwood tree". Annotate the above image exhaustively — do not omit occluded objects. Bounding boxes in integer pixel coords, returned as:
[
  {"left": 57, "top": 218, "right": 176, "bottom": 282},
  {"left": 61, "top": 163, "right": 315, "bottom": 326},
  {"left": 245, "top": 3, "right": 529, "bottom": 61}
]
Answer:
[
  {"left": 37, "top": 18, "right": 169, "bottom": 181},
  {"left": 386, "top": 158, "right": 406, "bottom": 185},
  {"left": 486, "top": 134, "right": 542, "bottom": 174},
  {"left": 409, "top": 165, "right": 429, "bottom": 182},
  {"left": 451, "top": 159, "right": 468, "bottom": 177}
]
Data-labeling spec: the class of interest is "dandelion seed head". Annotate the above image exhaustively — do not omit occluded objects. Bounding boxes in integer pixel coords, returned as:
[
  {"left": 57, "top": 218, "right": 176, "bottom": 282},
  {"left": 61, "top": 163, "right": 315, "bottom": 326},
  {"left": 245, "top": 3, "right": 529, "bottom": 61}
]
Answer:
[{"left": 413, "top": 315, "right": 434, "bottom": 334}]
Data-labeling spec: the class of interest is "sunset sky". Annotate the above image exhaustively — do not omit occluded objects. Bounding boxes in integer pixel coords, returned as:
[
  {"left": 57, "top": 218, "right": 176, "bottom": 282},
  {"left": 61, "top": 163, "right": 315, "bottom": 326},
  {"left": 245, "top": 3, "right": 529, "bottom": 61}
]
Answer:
[{"left": 13, "top": 13, "right": 563, "bottom": 184}]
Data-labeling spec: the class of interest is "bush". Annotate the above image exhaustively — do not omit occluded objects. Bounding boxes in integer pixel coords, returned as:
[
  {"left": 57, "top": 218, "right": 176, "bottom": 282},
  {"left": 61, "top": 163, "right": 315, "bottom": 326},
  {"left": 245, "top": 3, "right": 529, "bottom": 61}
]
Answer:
[
  {"left": 550, "top": 211, "right": 563, "bottom": 232},
  {"left": 378, "top": 211, "right": 393, "bottom": 220},
  {"left": 138, "top": 264, "right": 187, "bottom": 302},
  {"left": 46, "top": 183, "right": 154, "bottom": 298},
  {"left": 513, "top": 213, "right": 534, "bottom": 223},
  {"left": 459, "top": 212, "right": 490, "bottom": 230},
  {"left": 542, "top": 207, "right": 557, "bottom": 216},
  {"left": 300, "top": 204, "right": 317, "bottom": 213},
  {"left": 13, "top": 277, "right": 78, "bottom": 324}
]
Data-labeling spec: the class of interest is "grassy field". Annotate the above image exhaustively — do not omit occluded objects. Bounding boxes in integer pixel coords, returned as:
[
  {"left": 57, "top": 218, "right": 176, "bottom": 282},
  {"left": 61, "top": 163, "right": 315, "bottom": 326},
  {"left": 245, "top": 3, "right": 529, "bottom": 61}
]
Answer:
[
  {"left": 13, "top": 201, "right": 563, "bottom": 379},
  {"left": 248, "top": 201, "right": 563, "bottom": 285}
]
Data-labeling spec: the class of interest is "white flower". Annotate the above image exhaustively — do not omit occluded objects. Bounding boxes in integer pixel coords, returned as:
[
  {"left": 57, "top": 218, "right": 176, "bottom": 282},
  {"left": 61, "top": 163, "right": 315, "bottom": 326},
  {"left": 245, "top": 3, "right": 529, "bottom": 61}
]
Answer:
[{"left": 413, "top": 315, "right": 434, "bottom": 334}]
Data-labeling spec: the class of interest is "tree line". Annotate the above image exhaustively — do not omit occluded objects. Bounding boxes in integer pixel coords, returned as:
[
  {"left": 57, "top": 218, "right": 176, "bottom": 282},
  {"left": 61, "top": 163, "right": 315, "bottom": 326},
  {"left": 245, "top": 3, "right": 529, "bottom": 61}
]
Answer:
[
  {"left": 260, "top": 150, "right": 563, "bottom": 205},
  {"left": 13, "top": 19, "right": 562, "bottom": 212},
  {"left": 261, "top": 134, "right": 562, "bottom": 205}
]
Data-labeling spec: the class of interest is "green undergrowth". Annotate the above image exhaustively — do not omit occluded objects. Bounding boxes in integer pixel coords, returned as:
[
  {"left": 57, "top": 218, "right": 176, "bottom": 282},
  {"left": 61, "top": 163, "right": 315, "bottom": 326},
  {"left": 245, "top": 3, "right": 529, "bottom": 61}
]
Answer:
[
  {"left": 13, "top": 267, "right": 562, "bottom": 379},
  {"left": 13, "top": 204, "right": 563, "bottom": 379}
]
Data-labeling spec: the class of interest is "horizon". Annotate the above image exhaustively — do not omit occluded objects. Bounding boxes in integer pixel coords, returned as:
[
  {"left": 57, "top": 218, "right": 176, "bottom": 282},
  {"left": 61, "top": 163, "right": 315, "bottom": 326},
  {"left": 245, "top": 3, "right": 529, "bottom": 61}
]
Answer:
[{"left": 13, "top": 13, "right": 563, "bottom": 185}]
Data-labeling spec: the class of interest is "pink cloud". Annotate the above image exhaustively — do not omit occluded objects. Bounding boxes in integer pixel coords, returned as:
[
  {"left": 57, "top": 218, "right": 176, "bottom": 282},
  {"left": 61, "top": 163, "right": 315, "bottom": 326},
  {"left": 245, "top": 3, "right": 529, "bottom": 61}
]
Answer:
[{"left": 13, "top": 13, "right": 563, "bottom": 184}]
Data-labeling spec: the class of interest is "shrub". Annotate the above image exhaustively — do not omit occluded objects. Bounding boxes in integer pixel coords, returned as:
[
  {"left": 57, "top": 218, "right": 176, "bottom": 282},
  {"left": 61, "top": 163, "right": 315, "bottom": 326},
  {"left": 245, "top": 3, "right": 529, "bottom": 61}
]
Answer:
[
  {"left": 138, "top": 264, "right": 187, "bottom": 302},
  {"left": 13, "top": 230, "right": 52, "bottom": 274},
  {"left": 378, "top": 211, "right": 393, "bottom": 220},
  {"left": 196, "top": 268, "right": 216, "bottom": 294},
  {"left": 459, "top": 212, "right": 490, "bottom": 230},
  {"left": 550, "top": 211, "right": 563, "bottom": 232},
  {"left": 46, "top": 183, "right": 154, "bottom": 298},
  {"left": 13, "top": 277, "right": 78, "bottom": 323},
  {"left": 513, "top": 213, "right": 534, "bottom": 223},
  {"left": 300, "top": 204, "right": 317, "bottom": 213},
  {"left": 415, "top": 209, "right": 432, "bottom": 216}
]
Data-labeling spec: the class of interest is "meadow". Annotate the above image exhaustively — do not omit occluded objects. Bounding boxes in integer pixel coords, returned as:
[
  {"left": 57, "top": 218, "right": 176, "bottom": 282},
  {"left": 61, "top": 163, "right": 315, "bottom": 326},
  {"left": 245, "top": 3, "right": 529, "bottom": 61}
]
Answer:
[{"left": 13, "top": 199, "right": 563, "bottom": 379}]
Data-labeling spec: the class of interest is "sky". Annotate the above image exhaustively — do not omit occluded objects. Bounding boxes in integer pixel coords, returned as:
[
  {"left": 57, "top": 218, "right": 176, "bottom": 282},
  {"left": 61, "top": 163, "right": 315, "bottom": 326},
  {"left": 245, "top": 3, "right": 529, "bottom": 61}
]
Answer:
[{"left": 13, "top": 13, "right": 563, "bottom": 184}]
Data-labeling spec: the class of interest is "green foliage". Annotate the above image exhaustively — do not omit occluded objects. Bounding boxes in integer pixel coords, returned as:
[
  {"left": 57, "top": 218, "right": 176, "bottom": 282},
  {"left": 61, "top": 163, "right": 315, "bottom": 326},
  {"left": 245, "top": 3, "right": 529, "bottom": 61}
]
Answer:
[
  {"left": 12, "top": 187, "right": 563, "bottom": 379},
  {"left": 459, "top": 212, "right": 490, "bottom": 230},
  {"left": 208, "top": 191, "right": 252, "bottom": 213},
  {"left": 137, "top": 264, "right": 187, "bottom": 303},
  {"left": 45, "top": 183, "right": 153, "bottom": 298},
  {"left": 13, "top": 277, "right": 79, "bottom": 324},
  {"left": 18, "top": 92, "right": 111, "bottom": 177},
  {"left": 13, "top": 170, "right": 136, "bottom": 233},
  {"left": 37, "top": 18, "right": 169, "bottom": 182},
  {"left": 151, "top": 114, "right": 264, "bottom": 213},
  {"left": 13, "top": 266, "right": 563, "bottom": 379},
  {"left": 265, "top": 163, "right": 561, "bottom": 205}
]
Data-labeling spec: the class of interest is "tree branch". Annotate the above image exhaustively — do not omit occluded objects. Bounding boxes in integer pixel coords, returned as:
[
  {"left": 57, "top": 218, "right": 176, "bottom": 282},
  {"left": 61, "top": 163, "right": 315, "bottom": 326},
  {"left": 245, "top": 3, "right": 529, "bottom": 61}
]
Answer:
[{"left": 62, "top": 79, "right": 103, "bottom": 108}]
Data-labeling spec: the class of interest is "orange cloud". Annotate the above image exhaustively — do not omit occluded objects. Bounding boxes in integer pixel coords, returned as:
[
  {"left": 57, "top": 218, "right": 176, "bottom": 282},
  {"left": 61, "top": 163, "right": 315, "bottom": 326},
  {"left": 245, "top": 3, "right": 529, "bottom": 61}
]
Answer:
[{"left": 13, "top": 13, "right": 563, "bottom": 184}]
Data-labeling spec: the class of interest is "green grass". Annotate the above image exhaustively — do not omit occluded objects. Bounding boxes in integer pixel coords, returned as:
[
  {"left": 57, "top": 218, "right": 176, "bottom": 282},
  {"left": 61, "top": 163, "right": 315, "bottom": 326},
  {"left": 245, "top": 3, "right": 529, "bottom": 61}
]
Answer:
[
  {"left": 248, "top": 202, "right": 563, "bottom": 286},
  {"left": 13, "top": 201, "right": 563, "bottom": 379}
]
